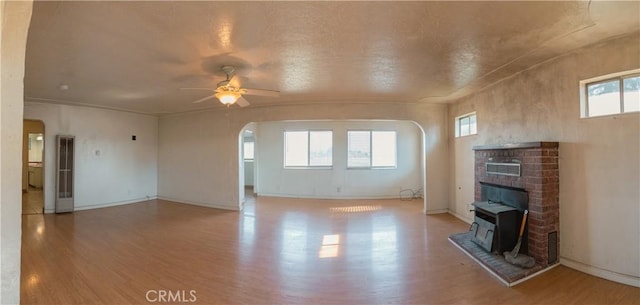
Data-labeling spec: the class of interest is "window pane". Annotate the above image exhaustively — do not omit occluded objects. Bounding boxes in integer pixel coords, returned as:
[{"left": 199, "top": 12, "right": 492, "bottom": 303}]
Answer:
[
  {"left": 588, "top": 80, "right": 621, "bottom": 116},
  {"left": 348, "top": 131, "right": 371, "bottom": 167},
  {"left": 309, "top": 131, "right": 332, "bottom": 166},
  {"left": 243, "top": 142, "right": 254, "bottom": 160},
  {"left": 284, "top": 131, "right": 308, "bottom": 167},
  {"left": 623, "top": 76, "right": 640, "bottom": 113},
  {"left": 372, "top": 131, "right": 396, "bottom": 167},
  {"left": 469, "top": 114, "right": 477, "bottom": 135},
  {"left": 460, "top": 116, "right": 470, "bottom": 136}
]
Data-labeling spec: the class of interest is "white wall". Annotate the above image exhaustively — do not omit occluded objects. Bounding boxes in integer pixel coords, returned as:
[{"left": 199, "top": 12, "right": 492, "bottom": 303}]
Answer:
[
  {"left": 255, "top": 120, "right": 422, "bottom": 199},
  {"left": 1, "top": 1, "right": 33, "bottom": 303},
  {"left": 449, "top": 134, "right": 476, "bottom": 222},
  {"left": 158, "top": 102, "right": 448, "bottom": 212},
  {"left": 244, "top": 161, "right": 254, "bottom": 186},
  {"left": 23, "top": 102, "right": 158, "bottom": 212},
  {"left": 28, "top": 135, "right": 43, "bottom": 162},
  {"left": 243, "top": 127, "right": 255, "bottom": 187},
  {"left": 448, "top": 33, "right": 640, "bottom": 286}
]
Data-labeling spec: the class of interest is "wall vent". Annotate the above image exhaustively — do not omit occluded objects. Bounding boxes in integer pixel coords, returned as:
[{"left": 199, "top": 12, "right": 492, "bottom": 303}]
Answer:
[{"left": 486, "top": 162, "right": 521, "bottom": 177}]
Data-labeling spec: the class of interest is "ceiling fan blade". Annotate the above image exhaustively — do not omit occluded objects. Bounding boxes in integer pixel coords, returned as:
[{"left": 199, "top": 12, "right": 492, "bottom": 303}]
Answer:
[
  {"left": 229, "top": 75, "right": 241, "bottom": 88},
  {"left": 236, "top": 96, "right": 250, "bottom": 107},
  {"left": 180, "top": 87, "right": 216, "bottom": 91},
  {"left": 191, "top": 94, "right": 217, "bottom": 104},
  {"left": 242, "top": 88, "right": 280, "bottom": 97}
]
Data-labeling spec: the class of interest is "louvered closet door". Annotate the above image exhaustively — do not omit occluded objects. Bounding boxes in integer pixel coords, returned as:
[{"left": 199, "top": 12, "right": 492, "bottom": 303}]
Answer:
[{"left": 55, "top": 135, "right": 74, "bottom": 213}]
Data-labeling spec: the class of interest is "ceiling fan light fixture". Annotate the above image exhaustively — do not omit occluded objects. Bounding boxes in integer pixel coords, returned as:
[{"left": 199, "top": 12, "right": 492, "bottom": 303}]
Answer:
[
  {"left": 183, "top": 64, "right": 278, "bottom": 107},
  {"left": 215, "top": 91, "right": 241, "bottom": 105}
]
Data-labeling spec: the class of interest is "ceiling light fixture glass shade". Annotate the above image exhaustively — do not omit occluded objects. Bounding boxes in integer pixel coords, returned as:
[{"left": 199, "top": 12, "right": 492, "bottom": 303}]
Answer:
[{"left": 215, "top": 91, "right": 241, "bottom": 105}]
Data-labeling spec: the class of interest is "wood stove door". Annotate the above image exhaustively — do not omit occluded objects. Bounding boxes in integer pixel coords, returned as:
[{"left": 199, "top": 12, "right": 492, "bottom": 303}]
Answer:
[{"left": 471, "top": 217, "right": 495, "bottom": 252}]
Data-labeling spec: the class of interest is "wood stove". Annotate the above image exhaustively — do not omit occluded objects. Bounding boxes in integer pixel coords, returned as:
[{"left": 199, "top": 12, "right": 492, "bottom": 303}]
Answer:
[
  {"left": 470, "top": 182, "right": 528, "bottom": 254},
  {"left": 448, "top": 142, "right": 559, "bottom": 284}
]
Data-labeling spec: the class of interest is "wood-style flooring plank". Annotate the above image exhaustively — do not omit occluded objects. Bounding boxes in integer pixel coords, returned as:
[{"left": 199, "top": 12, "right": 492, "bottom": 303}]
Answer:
[{"left": 21, "top": 194, "right": 640, "bottom": 304}]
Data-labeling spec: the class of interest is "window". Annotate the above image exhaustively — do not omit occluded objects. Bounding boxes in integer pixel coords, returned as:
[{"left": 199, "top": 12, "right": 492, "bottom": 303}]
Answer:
[
  {"left": 243, "top": 141, "right": 254, "bottom": 160},
  {"left": 455, "top": 113, "right": 477, "bottom": 137},
  {"left": 284, "top": 130, "right": 332, "bottom": 167},
  {"left": 582, "top": 71, "right": 640, "bottom": 118},
  {"left": 347, "top": 131, "right": 396, "bottom": 168}
]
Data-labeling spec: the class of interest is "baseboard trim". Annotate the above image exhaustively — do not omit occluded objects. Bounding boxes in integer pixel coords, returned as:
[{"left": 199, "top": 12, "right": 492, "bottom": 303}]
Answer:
[
  {"left": 448, "top": 210, "right": 473, "bottom": 225},
  {"left": 560, "top": 257, "right": 640, "bottom": 287},
  {"left": 72, "top": 196, "right": 158, "bottom": 212},
  {"left": 257, "top": 193, "right": 401, "bottom": 200},
  {"left": 425, "top": 208, "right": 448, "bottom": 215},
  {"left": 157, "top": 196, "right": 239, "bottom": 211}
]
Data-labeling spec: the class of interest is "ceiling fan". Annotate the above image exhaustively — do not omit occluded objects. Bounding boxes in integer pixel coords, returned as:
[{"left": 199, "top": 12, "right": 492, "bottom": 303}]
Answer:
[{"left": 182, "top": 65, "right": 280, "bottom": 107}]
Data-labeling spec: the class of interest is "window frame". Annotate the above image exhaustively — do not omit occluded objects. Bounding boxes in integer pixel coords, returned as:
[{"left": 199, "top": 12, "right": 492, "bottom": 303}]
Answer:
[
  {"left": 243, "top": 141, "right": 255, "bottom": 161},
  {"left": 584, "top": 73, "right": 640, "bottom": 118},
  {"left": 454, "top": 112, "right": 477, "bottom": 138},
  {"left": 283, "top": 130, "right": 333, "bottom": 169},
  {"left": 346, "top": 130, "right": 397, "bottom": 169}
]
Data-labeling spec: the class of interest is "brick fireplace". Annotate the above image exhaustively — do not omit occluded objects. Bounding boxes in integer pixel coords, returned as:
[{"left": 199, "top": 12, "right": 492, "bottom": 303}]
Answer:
[{"left": 473, "top": 142, "right": 559, "bottom": 267}]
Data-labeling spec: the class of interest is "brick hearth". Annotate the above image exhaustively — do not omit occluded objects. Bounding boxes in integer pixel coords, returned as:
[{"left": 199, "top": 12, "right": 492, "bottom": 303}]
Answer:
[{"left": 473, "top": 142, "right": 559, "bottom": 267}]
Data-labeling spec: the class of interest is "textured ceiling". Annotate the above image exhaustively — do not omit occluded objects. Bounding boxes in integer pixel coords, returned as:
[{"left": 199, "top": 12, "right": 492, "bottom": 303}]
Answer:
[{"left": 24, "top": 1, "right": 640, "bottom": 115}]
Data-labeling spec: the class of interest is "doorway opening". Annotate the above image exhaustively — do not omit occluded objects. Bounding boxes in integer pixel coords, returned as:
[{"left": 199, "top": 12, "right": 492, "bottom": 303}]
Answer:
[
  {"left": 23, "top": 120, "right": 45, "bottom": 214},
  {"left": 239, "top": 123, "right": 257, "bottom": 208}
]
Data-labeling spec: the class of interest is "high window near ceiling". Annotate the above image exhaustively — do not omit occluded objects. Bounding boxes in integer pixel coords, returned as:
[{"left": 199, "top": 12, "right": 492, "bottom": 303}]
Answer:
[
  {"left": 454, "top": 112, "right": 477, "bottom": 137},
  {"left": 581, "top": 70, "right": 640, "bottom": 118},
  {"left": 347, "top": 131, "right": 397, "bottom": 168},
  {"left": 284, "top": 130, "right": 333, "bottom": 167}
]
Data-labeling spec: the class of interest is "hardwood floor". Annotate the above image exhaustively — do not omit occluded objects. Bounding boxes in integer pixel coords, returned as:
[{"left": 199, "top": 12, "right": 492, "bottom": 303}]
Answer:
[
  {"left": 21, "top": 193, "right": 639, "bottom": 304},
  {"left": 22, "top": 187, "right": 43, "bottom": 215}
]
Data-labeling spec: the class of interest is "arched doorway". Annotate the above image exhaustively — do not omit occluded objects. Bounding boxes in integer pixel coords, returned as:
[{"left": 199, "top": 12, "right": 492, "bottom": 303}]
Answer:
[
  {"left": 238, "top": 123, "right": 257, "bottom": 210},
  {"left": 22, "top": 119, "right": 45, "bottom": 214}
]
